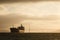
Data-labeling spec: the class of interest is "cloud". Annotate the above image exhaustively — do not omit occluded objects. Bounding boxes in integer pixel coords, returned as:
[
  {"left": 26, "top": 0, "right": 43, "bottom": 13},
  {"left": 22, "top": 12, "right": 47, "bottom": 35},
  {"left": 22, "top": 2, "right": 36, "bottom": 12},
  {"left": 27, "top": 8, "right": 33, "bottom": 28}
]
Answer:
[
  {"left": 0, "top": 14, "right": 58, "bottom": 27},
  {"left": 0, "top": 0, "right": 40, "bottom": 4},
  {"left": 0, "top": 0, "right": 60, "bottom": 4},
  {"left": 25, "top": 15, "right": 59, "bottom": 20},
  {"left": 0, "top": 13, "right": 59, "bottom": 32}
]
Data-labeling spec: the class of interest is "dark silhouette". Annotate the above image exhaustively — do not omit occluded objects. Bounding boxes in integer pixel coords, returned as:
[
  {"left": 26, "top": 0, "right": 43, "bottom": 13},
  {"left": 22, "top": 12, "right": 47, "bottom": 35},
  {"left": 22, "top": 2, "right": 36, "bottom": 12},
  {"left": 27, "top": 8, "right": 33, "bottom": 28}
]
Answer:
[
  {"left": 10, "top": 27, "right": 19, "bottom": 33},
  {"left": 10, "top": 24, "right": 25, "bottom": 33},
  {"left": 18, "top": 24, "right": 25, "bottom": 30}
]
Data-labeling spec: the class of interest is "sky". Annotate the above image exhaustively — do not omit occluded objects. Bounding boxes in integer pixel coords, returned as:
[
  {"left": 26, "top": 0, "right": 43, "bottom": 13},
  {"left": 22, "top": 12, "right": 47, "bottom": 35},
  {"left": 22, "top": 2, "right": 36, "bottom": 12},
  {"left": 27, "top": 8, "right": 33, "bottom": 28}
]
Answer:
[{"left": 0, "top": 0, "right": 60, "bottom": 33}]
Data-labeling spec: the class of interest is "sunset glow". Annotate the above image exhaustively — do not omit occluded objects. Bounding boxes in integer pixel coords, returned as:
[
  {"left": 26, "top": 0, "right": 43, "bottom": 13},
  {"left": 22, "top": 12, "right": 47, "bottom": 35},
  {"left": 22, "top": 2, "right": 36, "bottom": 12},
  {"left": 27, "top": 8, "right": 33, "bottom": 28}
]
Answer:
[{"left": 0, "top": 1, "right": 60, "bottom": 33}]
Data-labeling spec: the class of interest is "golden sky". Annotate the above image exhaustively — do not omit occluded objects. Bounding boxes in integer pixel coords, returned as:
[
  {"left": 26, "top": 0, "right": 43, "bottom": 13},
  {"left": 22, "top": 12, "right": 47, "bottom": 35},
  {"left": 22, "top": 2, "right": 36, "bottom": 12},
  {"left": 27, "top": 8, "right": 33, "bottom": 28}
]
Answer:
[{"left": 0, "top": 0, "right": 60, "bottom": 33}]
